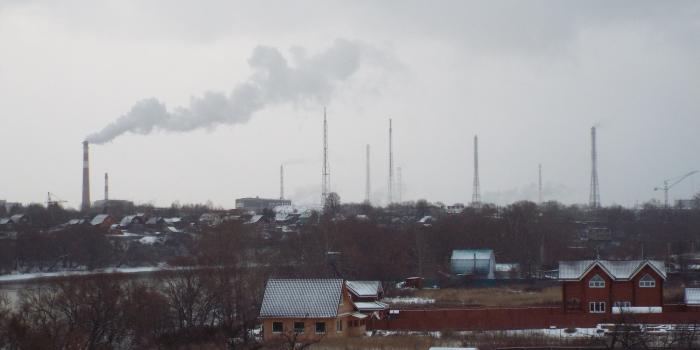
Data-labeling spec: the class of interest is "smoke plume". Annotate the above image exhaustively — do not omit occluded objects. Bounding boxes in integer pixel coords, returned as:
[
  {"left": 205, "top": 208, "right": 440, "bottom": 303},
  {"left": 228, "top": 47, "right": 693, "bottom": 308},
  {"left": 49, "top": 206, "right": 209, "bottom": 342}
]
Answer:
[{"left": 87, "top": 39, "right": 368, "bottom": 144}]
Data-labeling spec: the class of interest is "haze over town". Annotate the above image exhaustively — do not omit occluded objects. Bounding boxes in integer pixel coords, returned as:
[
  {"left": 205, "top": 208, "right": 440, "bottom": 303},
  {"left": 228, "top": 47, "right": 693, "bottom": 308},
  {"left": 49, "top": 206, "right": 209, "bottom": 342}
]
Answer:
[{"left": 1, "top": 0, "right": 699, "bottom": 208}]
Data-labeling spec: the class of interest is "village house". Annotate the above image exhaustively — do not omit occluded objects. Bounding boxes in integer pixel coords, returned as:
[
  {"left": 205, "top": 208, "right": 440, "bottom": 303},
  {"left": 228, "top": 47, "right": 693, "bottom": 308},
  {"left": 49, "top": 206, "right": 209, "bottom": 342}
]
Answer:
[
  {"left": 346, "top": 280, "right": 389, "bottom": 318},
  {"left": 559, "top": 259, "right": 666, "bottom": 314},
  {"left": 259, "top": 279, "right": 368, "bottom": 341}
]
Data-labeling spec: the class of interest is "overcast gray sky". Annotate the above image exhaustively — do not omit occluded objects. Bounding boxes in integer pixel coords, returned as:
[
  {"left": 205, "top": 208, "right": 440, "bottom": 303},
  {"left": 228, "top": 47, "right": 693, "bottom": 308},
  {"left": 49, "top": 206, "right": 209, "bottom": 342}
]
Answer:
[{"left": 1, "top": 0, "right": 699, "bottom": 209}]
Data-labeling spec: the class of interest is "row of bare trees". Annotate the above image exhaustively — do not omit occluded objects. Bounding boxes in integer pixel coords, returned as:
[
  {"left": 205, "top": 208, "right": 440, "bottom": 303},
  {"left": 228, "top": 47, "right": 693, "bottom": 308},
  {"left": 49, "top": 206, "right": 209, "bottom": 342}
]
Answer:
[{"left": 0, "top": 266, "right": 264, "bottom": 349}]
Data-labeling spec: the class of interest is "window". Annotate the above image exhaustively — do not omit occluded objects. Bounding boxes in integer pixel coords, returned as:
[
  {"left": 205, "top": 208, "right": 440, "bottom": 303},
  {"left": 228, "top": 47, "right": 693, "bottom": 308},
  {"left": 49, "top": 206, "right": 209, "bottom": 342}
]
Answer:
[
  {"left": 639, "top": 274, "right": 656, "bottom": 288},
  {"left": 614, "top": 301, "right": 631, "bottom": 308},
  {"left": 272, "top": 322, "right": 283, "bottom": 333},
  {"left": 336, "top": 319, "right": 343, "bottom": 332},
  {"left": 315, "top": 322, "right": 326, "bottom": 334},
  {"left": 293, "top": 322, "right": 305, "bottom": 334},
  {"left": 589, "top": 301, "right": 606, "bottom": 313},
  {"left": 589, "top": 274, "right": 605, "bottom": 288}
]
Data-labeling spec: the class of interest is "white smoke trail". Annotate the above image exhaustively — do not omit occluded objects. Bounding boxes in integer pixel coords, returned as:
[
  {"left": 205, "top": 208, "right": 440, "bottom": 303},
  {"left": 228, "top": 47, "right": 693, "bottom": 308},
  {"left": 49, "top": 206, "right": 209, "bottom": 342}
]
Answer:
[{"left": 86, "top": 39, "right": 370, "bottom": 144}]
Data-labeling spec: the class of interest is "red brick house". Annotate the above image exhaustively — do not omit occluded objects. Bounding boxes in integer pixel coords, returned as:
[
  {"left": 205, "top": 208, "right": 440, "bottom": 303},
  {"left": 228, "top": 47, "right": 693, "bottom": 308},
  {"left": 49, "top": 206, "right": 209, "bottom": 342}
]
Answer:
[{"left": 559, "top": 259, "right": 666, "bottom": 314}]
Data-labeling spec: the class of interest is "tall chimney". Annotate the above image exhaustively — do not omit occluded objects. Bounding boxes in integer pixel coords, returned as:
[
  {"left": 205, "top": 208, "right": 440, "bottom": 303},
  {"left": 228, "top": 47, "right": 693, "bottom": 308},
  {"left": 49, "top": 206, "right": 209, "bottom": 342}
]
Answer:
[
  {"left": 104, "top": 172, "right": 109, "bottom": 202},
  {"left": 280, "top": 164, "right": 284, "bottom": 200},
  {"left": 81, "top": 140, "right": 90, "bottom": 212}
]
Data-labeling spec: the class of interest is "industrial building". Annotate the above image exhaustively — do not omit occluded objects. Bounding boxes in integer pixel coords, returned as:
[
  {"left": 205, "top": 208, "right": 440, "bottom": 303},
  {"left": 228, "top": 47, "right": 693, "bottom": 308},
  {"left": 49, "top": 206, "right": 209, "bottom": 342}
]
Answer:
[{"left": 235, "top": 197, "right": 291, "bottom": 213}]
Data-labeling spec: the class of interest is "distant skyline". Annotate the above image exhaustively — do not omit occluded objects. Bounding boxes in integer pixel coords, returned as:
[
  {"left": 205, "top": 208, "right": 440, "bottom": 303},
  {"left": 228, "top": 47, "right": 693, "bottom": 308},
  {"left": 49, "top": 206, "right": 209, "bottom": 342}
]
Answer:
[{"left": 1, "top": 1, "right": 699, "bottom": 209}]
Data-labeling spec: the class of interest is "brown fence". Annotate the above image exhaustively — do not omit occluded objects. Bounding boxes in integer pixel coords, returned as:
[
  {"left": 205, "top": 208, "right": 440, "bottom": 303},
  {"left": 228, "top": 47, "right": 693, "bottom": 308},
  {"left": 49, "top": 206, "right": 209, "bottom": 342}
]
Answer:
[{"left": 368, "top": 306, "right": 700, "bottom": 331}]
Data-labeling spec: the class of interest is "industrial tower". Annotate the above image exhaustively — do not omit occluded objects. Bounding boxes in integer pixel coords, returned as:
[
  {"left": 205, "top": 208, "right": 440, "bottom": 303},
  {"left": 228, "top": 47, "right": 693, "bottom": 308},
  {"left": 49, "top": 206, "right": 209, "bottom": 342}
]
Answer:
[
  {"left": 321, "top": 108, "right": 330, "bottom": 206},
  {"left": 81, "top": 140, "right": 90, "bottom": 212},
  {"left": 589, "top": 127, "right": 601, "bottom": 208},
  {"left": 388, "top": 119, "right": 394, "bottom": 205},
  {"left": 365, "top": 144, "right": 370, "bottom": 203},
  {"left": 280, "top": 164, "right": 284, "bottom": 200},
  {"left": 471, "top": 135, "right": 481, "bottom": 206}
]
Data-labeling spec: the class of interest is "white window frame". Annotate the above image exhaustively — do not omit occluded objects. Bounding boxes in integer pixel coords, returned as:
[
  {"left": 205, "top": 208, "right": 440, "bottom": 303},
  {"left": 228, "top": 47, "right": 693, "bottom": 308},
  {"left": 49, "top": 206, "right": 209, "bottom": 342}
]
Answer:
[
  {"left": 589, "top": 301, "right": 606, "bottom": 313},
  {"left": 639, "top": 274, "right": 656, "bottom": 288},
  {"left": 589, "top": 274, "right": 605, "bottom": 288}
]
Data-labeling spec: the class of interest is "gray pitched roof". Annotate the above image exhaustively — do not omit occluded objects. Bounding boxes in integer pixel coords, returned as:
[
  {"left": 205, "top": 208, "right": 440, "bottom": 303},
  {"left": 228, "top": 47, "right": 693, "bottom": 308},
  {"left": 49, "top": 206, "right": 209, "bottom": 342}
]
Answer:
[
  {"left": 346, "top": 281, "right": 382, "bottom": 298},
  {"left": 558, "top": 260, "right": 666, "bottom": 281},
  {"left": 259, "top": 279, "right": 343, "bottom": 318}
]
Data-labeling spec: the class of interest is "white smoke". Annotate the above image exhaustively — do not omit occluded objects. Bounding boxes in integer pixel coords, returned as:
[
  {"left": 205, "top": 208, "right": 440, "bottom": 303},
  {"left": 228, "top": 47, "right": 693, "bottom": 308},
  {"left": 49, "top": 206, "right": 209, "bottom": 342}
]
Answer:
[{"left": 86, "top": 39, "right": 369, "bottom": 144}]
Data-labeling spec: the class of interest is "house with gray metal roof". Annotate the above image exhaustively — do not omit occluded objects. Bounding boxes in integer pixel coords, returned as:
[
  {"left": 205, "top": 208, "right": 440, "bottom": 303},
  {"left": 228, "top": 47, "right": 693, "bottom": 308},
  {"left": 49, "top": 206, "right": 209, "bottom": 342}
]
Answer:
[
  {"left": 451, "top": 249, "right": 495, "bottom": 279},
  {"left": 346, "top": 280, "right": 383, "bottom": 302},
  {"left": 259, "top": 279, "right": 368, "bottom": 341},
  {"left": 559, "top": 259, "right": 666, "bottom": 314}
]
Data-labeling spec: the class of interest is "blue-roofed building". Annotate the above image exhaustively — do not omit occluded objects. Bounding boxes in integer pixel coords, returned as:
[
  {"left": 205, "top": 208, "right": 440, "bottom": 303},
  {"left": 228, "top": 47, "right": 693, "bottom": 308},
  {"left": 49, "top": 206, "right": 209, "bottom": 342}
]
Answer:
[{"left": 451, "top": 249, "right": 496, "bottom": 279}]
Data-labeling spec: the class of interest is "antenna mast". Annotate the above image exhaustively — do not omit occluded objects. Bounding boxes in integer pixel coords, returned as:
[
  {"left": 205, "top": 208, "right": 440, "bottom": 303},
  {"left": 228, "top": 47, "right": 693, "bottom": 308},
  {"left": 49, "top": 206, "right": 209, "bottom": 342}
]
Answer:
[
  {"left": 388, "top": 119, "right": 393, "bottom": 205},
  {"left": 589, "top": 127, "right": 601, "bottom": 208},
  {"left": 321, "top": 107, "right": 330, "bottom": 205},
  {"left": 472, "top": 135, "right": 481, "bottom": 206}
]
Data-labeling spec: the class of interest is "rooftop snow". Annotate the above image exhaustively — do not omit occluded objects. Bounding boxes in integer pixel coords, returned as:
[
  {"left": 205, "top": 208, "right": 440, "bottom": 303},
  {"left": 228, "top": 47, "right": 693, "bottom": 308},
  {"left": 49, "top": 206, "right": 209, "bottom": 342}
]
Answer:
[
  {"left": 346, "top": 280, "right": 382, "bottom": 298},
  {"left": 558, "top": 260, "right": 666, "bottom": 280}
]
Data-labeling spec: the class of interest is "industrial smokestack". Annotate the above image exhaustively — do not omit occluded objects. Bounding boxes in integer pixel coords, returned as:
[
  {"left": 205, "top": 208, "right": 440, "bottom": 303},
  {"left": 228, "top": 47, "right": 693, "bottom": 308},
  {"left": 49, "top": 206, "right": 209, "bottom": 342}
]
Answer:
[
  {"left": 104, "top": 172, "right": 109, "bottom": 202},
  {"left": 81, "top": 141, "right": 90, "bottom": 212},
  {"left": 280, "top": 164, "right": 284, "bottom": 200}
]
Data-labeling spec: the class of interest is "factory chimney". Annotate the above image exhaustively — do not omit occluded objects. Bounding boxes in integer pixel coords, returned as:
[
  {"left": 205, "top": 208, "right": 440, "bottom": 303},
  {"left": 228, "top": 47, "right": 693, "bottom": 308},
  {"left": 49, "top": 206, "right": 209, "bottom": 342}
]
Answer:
[
  {"left": 104, "top": 173, "right": 109, "bottom": 202},
  {"left": 280, "top": 164, "right": 284, "bottom": 200},
  {"left": 81, "top": 140, "right": 90, "bottom": 212}
]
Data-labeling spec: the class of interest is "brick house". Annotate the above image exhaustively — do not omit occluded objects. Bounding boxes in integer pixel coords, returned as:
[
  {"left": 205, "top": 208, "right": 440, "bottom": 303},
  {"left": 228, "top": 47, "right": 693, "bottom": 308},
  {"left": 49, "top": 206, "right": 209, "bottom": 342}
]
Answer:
[
  {"left": 559, "top": 259, "right": 666, "bottom": 314},
  {"left": 259, "top": 279, "right": 368, "bottom": 341},
  {"left": 346, "top": 281, "right": 388, "bottom": 318}
]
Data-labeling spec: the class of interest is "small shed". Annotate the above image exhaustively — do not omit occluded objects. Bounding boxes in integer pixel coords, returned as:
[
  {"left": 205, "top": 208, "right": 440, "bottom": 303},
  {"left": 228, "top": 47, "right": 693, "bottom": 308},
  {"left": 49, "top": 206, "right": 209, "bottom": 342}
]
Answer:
[{"left": 451, "top": 249, "right": 495, "bottom": 279}]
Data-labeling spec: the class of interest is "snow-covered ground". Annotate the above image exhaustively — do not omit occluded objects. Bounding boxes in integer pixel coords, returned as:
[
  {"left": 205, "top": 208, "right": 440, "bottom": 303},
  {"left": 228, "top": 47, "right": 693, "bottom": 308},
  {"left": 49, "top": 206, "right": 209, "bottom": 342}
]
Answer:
[
  {"left": 382, "top": 297, "right": 436, "bottom": 304},
  {"left": 369, "top": 327, "right": 603, "bottom": 339}
]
